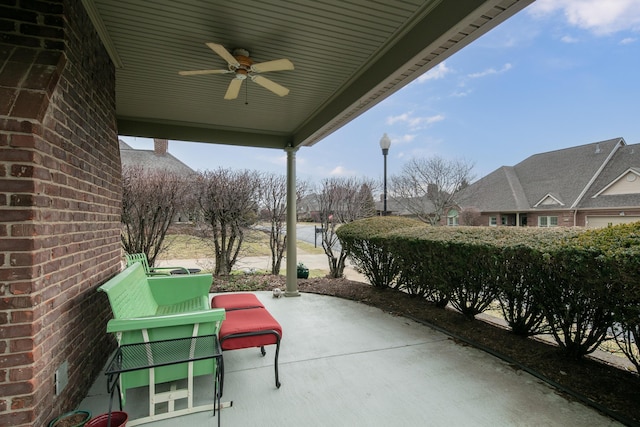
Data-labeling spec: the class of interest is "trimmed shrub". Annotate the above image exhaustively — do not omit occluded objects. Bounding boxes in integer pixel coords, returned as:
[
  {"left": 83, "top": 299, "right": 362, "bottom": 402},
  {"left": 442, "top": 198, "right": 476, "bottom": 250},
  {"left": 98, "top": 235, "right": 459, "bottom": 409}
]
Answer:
[
  {"left": 342, "top": 218, "right": 640, "bottom": 364},
  {"left": 492, "top": 228, "right": 577, "bottom": 337},
  {"left": 496, "top": 244, "right": 549, "bottom": 336},
  {"left": 539, "top": 243, "right": 618, "bottom": 359},
  {"left": 389, "top": 232, "right": 451, "bottom": 304},
  {"left": 337, "top": 216, "right": 423, "bottom": 288},
  {"left": 572, "top": 222, "right": 640, "bottom": 366}
]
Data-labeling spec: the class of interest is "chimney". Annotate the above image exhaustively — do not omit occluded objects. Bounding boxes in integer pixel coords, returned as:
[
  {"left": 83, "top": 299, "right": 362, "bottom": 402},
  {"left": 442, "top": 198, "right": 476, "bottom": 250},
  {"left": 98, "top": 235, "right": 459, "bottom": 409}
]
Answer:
[{"left": 154, "top": 138, "right": 168, "bottom": 155}]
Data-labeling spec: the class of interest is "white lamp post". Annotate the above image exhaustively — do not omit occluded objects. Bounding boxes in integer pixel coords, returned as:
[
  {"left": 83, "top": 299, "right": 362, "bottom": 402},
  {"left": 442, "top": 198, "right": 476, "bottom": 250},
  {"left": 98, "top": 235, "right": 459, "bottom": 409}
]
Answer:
[{"left": 379, "top": 133, "right": 391, "bottom": 216}]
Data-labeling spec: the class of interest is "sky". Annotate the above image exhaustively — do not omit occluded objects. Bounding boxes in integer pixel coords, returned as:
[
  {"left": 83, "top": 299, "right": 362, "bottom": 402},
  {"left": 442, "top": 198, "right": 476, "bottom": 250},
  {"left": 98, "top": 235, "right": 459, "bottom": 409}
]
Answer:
[{"left": 120, "top": 0, "right": 640, "bottom": 185}]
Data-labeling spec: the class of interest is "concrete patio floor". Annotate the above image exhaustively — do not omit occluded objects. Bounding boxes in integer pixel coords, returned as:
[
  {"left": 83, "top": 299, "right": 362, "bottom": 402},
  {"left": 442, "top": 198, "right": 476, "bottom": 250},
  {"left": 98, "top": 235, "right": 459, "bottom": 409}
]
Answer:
[{"left": 80, "top": 292, "right": 621, "bottom": 426}]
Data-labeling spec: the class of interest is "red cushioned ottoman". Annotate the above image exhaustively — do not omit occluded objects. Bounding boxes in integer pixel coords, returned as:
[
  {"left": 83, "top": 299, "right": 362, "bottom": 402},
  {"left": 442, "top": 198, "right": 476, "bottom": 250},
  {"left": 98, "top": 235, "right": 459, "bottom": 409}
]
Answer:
[
  {"left": 211, "top": 293, "right": 264, "bottom": 311},
  {"left": 218, "top": 307, "right": 282, "bottom": 389},
  {"left": 219, "top": 307, "right": 282, "bottom": 350}
]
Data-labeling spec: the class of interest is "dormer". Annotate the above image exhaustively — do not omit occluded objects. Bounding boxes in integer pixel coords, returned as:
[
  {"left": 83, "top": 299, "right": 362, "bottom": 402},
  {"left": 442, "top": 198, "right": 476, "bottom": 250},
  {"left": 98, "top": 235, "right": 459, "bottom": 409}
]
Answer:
[
  {"left": 534, "top": 193, "right": 564, "bottom": 207},
  {"left": 593, "top": 168, "right": 640, "bottom": 197}
]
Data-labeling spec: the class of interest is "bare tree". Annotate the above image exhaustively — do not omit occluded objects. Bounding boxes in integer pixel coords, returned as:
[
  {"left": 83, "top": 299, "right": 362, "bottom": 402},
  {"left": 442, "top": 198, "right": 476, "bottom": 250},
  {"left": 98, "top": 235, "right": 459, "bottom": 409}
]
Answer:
[
  {"left": 196, "top": 169, "right": 260, "bottom": 275},
  {"left": 390, "top": 156, "right": 474, "bottom": 225},
  {"left": 316, "top": 177, "right": 377, "bottom": 278},
  {"left": 121, "top": 165, "right": 189, "bottom": 266},
  {"left": 258, "top": 173, "right": 310, "bottom": 275},
  {"left": 459, "top": 207, "right": 482, "bottom": 226}
]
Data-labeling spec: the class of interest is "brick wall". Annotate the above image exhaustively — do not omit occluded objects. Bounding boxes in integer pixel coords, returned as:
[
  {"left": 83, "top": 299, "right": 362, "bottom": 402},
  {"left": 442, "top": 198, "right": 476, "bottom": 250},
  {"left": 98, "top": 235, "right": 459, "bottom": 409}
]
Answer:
[{"left": 1, "top": 1, "right": 122, "bottom": 425}]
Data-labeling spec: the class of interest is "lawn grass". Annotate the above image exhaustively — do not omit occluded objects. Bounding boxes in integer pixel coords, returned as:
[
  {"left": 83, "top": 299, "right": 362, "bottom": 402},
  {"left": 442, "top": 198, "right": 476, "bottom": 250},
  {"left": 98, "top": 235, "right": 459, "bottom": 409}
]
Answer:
[{"left": 159, "top": 230, "right": 324, "bottom": 260}]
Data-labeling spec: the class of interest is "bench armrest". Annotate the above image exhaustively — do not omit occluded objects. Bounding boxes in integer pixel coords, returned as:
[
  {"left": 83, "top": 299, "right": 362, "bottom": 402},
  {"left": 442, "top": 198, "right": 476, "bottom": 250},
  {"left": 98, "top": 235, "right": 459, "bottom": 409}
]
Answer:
[
  {"left": 147, "top": 273, "right": 213, "bottom": 306},
  {"left": 106, "top": 308, "right": 226, "bottom": 333}
]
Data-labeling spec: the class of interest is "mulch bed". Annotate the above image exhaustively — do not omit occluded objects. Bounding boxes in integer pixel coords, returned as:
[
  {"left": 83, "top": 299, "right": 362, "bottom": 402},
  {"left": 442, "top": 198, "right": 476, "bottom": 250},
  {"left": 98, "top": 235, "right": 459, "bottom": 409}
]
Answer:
[{"left": 211, "top": 275, "right": 640, "bottom": 426}]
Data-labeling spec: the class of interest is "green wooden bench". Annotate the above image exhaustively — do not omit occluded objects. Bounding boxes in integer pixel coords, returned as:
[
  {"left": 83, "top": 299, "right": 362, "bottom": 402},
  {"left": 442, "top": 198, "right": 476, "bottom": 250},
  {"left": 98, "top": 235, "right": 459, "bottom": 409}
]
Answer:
[
  {"left": 98, "top": 262, "right": 225, "bottom": 423},
  {"left": 125, "top": 252, "right": 193, "bottom": 276}
]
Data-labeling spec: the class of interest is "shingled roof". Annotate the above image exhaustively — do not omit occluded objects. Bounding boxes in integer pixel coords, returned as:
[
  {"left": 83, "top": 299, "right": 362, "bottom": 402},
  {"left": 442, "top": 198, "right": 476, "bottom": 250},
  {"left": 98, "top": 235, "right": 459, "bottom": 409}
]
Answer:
[
  {"left": 458, "top": 137, "right": 635, "bottom": 212},
  {"left": 119, "top": 139, "right": 195, "bottom": 176}
]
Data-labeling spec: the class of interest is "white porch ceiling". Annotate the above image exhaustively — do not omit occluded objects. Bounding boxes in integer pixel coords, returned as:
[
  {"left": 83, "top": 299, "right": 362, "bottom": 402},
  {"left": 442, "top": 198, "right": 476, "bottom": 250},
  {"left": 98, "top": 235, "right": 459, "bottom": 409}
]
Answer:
[{"left": 83, "top": 0, "right": 533, "bottom": 150}]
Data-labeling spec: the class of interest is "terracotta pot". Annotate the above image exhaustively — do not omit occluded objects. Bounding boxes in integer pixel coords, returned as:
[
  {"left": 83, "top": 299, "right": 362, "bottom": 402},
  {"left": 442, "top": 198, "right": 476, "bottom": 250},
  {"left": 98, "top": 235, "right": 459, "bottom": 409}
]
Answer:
[
  {"left": 85, "top": 412, "right": 128, "bottom": 427},
  {"left": 48, "top": 410, "right": 91, "bottom": 427}
]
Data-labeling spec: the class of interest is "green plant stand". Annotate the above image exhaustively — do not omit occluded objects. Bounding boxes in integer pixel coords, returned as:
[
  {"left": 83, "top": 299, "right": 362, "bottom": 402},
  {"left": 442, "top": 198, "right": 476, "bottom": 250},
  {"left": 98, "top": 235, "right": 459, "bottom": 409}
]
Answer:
[{"left": 297, "top": 263, "right": 309, "bottom": 279}]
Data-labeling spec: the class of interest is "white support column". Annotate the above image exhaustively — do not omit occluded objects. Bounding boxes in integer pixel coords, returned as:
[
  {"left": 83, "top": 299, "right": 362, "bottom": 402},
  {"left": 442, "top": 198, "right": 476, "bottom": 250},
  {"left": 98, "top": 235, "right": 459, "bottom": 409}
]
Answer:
[{"left": 285, "top": 146, "right": 300, "bottom": 297}]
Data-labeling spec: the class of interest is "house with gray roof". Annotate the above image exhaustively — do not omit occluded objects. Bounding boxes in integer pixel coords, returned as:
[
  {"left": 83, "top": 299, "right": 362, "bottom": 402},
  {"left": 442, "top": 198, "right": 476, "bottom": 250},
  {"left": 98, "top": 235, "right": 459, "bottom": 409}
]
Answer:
[
  {"left": 455, "top": 138, "right": 640, "bottom": 228},
  {"left": 119, "top": 138, "right": 195, "bottom": 176},
  {"left": 120, "top": 138, "right": 196, "bottom": 222}
]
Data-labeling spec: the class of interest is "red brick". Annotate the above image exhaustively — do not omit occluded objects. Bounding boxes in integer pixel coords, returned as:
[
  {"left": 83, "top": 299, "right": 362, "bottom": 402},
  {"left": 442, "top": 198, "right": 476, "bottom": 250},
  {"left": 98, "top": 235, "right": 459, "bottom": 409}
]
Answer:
[
  {"left": 10, "top": 310, "right": 34, "bottom": 324},
  {"left": 0, "top": 87, "right": 17, "bottom": 115},
  {"left": 1, "top": 149, "right": 36, "bottom": 163},
  {"left": 10, "top": 224, "right": 40, "bottom": 236},
  {"left": 8, "top": 47, "right": 36, "bottom": 63},
  {"left": 11, "top": 89, "right": 48, "bottom": 120},
  {"left": 0, "top": 295, "right": 33, "bottom": 309},
  {"left": 21, "top": 1, "right": 63, "bottom": 14},
  {"left": 9, "top": 338, "right": 33, "bottom": 353},
  {"left": 10, "top": 194, "right": 34, "bottom": 206},
  {"left": 1, "top": 409, "right": 34, "bottom": 426},
  {"left": 0, "top": 117, "right": 42, "bottom": 134},
  {"left": 10, "top": 164, "right": 32, "bottom": 177},
  {"left": 9, "top": 366, "right": 32, "bottom": 383},
  {"left": 0, "top": 381, "right": 33, "bottom": 396},
  {"left": 0, "top": 60, "right": 29, "bottom": 87},
  {"left": 1, "top": 5, "right": 38, "bottom": 23},
  {"left": 10, "top": 393, "right": 34, "bottom": 409},
  {"left": 21, "top": 24, "right": 64, "bottom": 40},
  {"left": 0, "top": 210, "right": 35, "bottom": 222},
  {"left": 10, "top": 133, "right": 36, "bottom": 148},
  {"left": 10, "top": 280, "right": 35, "bottom": 296},
  {"left": 0, "top": 351, "right": 34, "bottom": 368},
  {"left": 0, "top": 239, "right": 34, "bottom": 252}
]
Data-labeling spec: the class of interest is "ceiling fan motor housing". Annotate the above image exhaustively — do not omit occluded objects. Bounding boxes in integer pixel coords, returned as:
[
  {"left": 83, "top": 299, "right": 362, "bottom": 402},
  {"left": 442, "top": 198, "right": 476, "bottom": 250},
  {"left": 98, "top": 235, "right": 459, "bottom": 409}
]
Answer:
[{"left": 231, "top": 48, "right": 252, "bottom": 79}]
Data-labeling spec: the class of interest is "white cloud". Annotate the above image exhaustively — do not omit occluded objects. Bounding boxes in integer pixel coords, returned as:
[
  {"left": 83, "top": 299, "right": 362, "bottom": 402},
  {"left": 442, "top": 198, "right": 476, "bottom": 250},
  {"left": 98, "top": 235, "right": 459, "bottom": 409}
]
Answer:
[
  {"left": 417, "top": 62, "right": 452, "bottom": 82},
  {"left": 452, "top": 89, "right": 472, "bottom": 97},
  {"left": 258, "top": 153, "right": 287, "bottom": 166},
  {"left": 386, "top": 112, "right": 411, "bottom": 125},
  {"left": 529, "top": 0, "right": 640, "bottom": 35},
  {"left": 386, "top": 112, "right": 444, "bottom": 129},
  {"left": 620, "top": 37, "right": 637, "bottom": 44},
  {"left": 329, "top": 166, "right": 356, "bottom": 176},
  {"left": 561, "top": 35, "right": 580, "bottom": 43},
  {"left": 425, "top": 115, "right": 445, "bottom": 125},
  {"left": 401, "top": 134, "right": 416, "bottom": 143},
  {"left": 468, "top": 63, "right": 513, "bottom": 79}
]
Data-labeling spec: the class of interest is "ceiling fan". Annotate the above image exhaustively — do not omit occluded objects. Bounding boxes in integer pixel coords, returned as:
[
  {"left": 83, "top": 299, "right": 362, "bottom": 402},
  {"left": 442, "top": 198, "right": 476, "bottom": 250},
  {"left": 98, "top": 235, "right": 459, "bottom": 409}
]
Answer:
[{"left": 179, "top": 43, "right": 294, "bottom": 100}]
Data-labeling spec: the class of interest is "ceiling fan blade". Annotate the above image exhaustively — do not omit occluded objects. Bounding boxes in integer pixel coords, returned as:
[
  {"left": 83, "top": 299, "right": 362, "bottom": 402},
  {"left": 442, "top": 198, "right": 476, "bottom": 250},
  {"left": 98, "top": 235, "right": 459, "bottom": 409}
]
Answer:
[
  {"left": 251, "top": 58, "right": 294, "bottom": 73},
  {"left": 178, "top": 69, "right": 232, "bottom": 76},
  {"left": 251, "top": 75, "right": 289, "bottom": 97},
  {"left": 206, "top": 42, "right": 239, "bottom": 67},
  {"left": 224, "top": 78, "right": 243, "bottom": 100}
]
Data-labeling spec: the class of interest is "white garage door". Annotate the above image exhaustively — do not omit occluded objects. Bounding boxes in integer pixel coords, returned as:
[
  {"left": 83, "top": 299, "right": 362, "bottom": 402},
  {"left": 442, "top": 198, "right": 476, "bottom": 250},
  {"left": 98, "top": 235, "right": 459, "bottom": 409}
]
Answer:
[{"left": 586, "top": 216, "right": 640, "bottom": 228}]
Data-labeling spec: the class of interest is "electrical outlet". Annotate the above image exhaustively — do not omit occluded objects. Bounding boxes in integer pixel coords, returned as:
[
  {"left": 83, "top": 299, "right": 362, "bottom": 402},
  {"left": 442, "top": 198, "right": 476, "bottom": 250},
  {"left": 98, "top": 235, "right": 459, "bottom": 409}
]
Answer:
[{"left": 55, "top": 361, "right": 69, "bottom": 395}]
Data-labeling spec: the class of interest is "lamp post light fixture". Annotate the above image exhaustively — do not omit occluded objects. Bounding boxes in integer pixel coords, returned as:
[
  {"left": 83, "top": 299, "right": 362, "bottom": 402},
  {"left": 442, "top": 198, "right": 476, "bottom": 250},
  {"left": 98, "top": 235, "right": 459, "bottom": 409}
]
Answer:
[{"left": 379, "top": 133, "right": 391, "bottom": 216}]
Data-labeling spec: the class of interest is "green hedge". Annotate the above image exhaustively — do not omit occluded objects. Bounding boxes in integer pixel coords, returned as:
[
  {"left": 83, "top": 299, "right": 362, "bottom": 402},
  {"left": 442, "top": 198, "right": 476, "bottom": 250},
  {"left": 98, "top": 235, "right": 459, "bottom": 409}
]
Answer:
[
  {"left": 336, "top": 216, "right": 422, "bottom": 289},
  {"left": 339, "top": 219, "right": 640, "bottom": 362}
]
